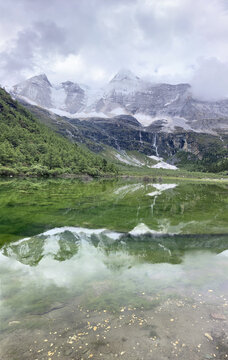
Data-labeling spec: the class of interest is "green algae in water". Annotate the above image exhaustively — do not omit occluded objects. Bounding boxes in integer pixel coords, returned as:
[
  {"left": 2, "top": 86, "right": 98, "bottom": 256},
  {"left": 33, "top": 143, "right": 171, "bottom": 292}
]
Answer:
[
  {"left": 0, "top": 179, "right": 228, "bottom": 359},
  {"left": 0, "top": 179, "right": 228, "bottom": 247}
]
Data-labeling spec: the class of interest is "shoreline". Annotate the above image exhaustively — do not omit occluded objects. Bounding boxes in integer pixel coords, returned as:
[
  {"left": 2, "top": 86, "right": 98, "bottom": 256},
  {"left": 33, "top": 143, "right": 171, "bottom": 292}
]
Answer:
[{"left": 0, "top": 173, "right": 228, "bottom": 183}]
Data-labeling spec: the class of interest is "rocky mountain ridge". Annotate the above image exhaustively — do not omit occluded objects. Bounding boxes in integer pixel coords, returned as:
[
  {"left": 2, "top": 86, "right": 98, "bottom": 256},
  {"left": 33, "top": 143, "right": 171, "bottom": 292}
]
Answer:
[
  {"left": 10, "top": 70, "right": 228, "bottom": 134},
  {"left": 20, "top": 99, "right": 228, "bottom": 173}
]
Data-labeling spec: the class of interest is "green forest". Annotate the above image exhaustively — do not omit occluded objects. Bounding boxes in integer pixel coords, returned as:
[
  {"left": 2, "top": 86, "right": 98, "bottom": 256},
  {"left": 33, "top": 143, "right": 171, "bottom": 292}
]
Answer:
[{"left": 0, "top": 88, "right": 117, "bottom": 177}]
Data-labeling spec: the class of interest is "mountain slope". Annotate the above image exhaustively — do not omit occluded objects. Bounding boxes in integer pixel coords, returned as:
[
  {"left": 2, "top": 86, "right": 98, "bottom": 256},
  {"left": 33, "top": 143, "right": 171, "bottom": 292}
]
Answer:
[
  {"left": 0, "top": 88, "right": 116, "bottom": 176},
  {"left": 8, "top": 71, "right": 228, "bottom": 174},
  {"left": 10, "top": 71, "right": 228, "bottom": 134},
  {"left": 20, "top": 101, "right": 228, "bottom": 173},
  {"left": 12, "top": 74, "right": 86, "bottom": 115}
]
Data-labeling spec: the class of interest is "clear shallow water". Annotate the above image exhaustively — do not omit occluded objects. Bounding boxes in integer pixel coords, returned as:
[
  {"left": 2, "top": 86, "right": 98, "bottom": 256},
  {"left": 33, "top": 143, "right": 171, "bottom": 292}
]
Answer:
[{"left": 0, "top": 179, "right": 228, "bottom": 359}]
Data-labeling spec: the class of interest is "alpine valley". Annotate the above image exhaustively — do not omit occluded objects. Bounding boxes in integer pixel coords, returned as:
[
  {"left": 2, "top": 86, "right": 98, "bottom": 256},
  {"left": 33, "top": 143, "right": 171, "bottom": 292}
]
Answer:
[{"left": 8, "top": 69, "right": 228, "bottom": 173}]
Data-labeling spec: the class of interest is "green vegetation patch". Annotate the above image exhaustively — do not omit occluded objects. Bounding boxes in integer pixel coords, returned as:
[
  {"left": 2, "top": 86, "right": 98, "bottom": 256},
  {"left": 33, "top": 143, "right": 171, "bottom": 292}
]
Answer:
[{"left": 0, "top": 88, "right": 117, "bottom": 177}]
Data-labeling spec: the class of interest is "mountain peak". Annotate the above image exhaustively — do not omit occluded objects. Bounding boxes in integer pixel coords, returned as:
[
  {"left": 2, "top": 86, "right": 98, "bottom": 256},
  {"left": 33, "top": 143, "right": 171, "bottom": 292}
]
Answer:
[
  {"left": 110, "top": 69, "right": 140, "bottom": 83},
  {"left": 30, "top": 73, "right": 51, "bottom": 85}
]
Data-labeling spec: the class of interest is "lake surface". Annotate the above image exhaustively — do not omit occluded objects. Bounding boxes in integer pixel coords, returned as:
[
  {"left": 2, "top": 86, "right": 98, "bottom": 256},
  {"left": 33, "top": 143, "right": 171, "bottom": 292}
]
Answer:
[{"left": 0, "top": 179, "right": 228, "bottom": 359}]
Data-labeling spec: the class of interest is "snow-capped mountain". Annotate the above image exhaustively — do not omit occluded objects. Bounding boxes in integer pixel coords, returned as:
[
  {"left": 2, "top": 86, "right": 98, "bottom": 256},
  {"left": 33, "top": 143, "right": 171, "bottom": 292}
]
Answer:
[
  {"left": 12, "top": 74, "right": 86, "bottom": 115},
  {"left": 13, "top": 73, "right": 53, "bottom": 108},
  {"left": 10, "top": 70, "right": 228, "bottom": 133}
]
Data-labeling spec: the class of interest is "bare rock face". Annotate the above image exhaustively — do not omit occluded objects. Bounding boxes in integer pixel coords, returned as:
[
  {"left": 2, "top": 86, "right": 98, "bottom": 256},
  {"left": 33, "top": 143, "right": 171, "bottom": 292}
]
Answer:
[
  {"left": 100, "top": 81, "right": 191, "bottom": 118},
  {"left": 12, "top": 75, "right": 86, "bottom": 114},
  {"left": 12, "top": 74, "right": 52, "bottom": 108},
  {"left": 11, "top": 70, "right": 228, "bottom": 134},
  {"left": 61, "top": 81, "right": 85, "bottom": 113}
]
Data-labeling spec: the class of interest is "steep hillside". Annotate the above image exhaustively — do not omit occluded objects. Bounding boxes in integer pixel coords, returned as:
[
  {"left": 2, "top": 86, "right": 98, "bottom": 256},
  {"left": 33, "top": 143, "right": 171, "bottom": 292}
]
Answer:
[
  {"left": 9, "top": 71, "right": 228, "bottom": 174},
  {"left": 20, "top": 101, "right": 228, "bottom": 174},
  {"left": 0, "top": 88, "right": 116, "bottom": 177}
]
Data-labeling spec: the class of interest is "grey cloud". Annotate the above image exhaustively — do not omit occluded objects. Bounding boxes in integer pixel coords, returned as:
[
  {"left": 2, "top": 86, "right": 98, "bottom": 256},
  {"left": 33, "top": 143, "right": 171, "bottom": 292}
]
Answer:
[
  {"left": 0, "top": 21, "right": 72, "bottom": 80},
  {"left": 0, "top": 0, "right": 228, "bottom": 99},
  {"left": 191, "top": 58, "right": 228, "bottom": 100},
  {"left": 33, "top": 21, "right": 69, "bottom": 53}
]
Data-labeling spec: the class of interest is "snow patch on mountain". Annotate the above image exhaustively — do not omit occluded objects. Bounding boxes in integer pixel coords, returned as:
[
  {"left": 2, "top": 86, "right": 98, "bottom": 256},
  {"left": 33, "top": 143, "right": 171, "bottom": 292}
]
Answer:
[
  {"left": 48, "top": 109, "right": 109, "bottom": 119},
  {"left": 51, "top": 86, "right": 66, "bottom": 109},
  {"left": 48, "top": 108, "right": 75, "bottom": 117},
  {"left": 134, "top": 113, "right": 154, "bottom": 126},
  {"left": 136, "top": 114, "right": 194, "bottom": 131},
  {"left": 148, "top": 155, "right": 163, "bottom": 161},
  {"left": 161, "top": 116, "right": 193, "bottom": 131},
  {"left": 15, "top": 94, "right": 40, "bottom": 107},
  {"left": 109, "top": 107, "right": 128, "bottom": 116},
  {"left": 114, "top": 152, "right": 144, "bottom": 166},
  {"left": 76, "top": 111, "right": 108, "bottom": 118},
  {"left": 147, "top": 155, "right": 178, "bottom": 170},
  {"left": 151, "top": 161, "right": 178, "bottom": 170}
]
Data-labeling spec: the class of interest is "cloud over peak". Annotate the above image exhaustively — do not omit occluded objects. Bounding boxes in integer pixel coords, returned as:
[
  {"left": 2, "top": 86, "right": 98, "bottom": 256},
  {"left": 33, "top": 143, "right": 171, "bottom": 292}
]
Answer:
[{"left": 0, "top": 0, "right": 228, "bottom": 99}]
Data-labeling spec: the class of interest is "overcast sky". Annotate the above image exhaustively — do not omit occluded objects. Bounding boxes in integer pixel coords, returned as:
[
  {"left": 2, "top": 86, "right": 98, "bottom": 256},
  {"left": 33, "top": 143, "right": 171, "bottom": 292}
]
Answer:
[{"left": 1, "top": 0, "right": 228, "bottom": 99}]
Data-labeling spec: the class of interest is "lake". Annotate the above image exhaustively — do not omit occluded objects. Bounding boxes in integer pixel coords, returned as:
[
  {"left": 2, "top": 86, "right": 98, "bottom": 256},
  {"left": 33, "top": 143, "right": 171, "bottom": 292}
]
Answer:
[{"left": 0, "top": 179, "right": 228, "bottom": 359}]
